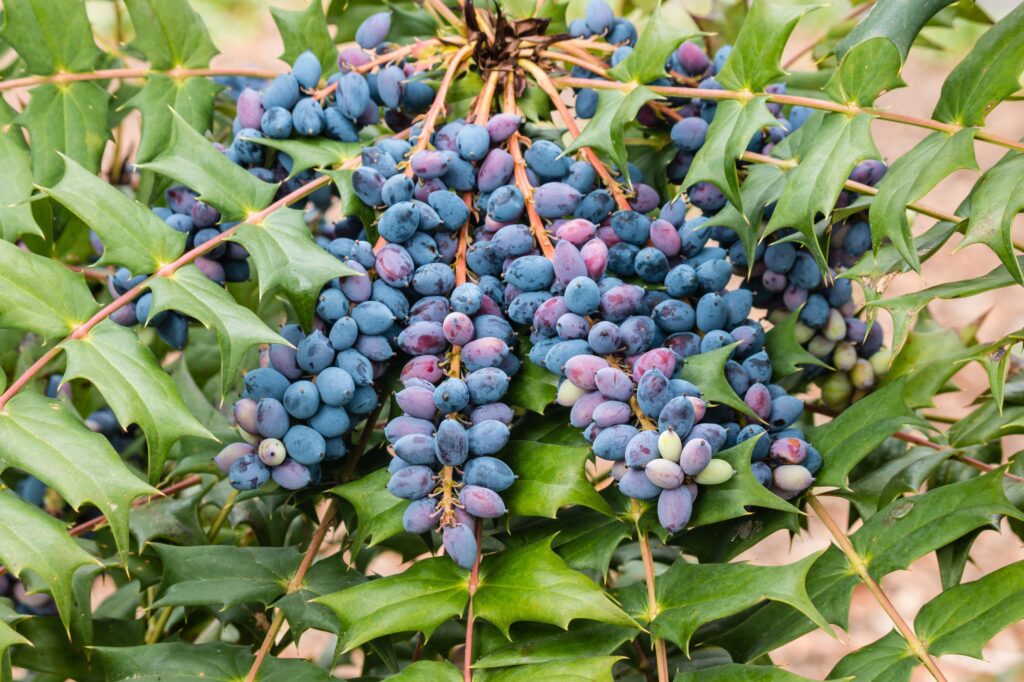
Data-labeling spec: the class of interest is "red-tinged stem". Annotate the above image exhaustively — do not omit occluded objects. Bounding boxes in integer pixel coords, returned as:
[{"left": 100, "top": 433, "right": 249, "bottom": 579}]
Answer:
[
  {"left": 0, "top": 66, "right": 281, "bottom": 93},
  {"left": 502, "top": 76, "right": 556, "bottom": 260},
  {"left": 808, "top": 496, "right": 949, "bottom": 682},
  {"left": 405, "top": 43, "right": 476, "bottom": 177},
  {"left": 66, "top": 264, "right": 112, "bottom": 281},
  {"left": 463, "top": 518, "right": 484, "bottom": 682},
  {"left": 0, "top": 162, "right": 354, "bottom": 412},
  {"left": 632, "top": 498, "right": 668, "bottom": 682},
  {"left": 782, "top": 1, "right": 876, "bottom": 68},
  {"left": 552, "top": 77, "right": 1024, "bottom": 155},
  {"left": 518, "top": 60, "right": 632, "bottom": 211},
  {"left": 425, "top": 0, "right": 465, "bottom": 33}
]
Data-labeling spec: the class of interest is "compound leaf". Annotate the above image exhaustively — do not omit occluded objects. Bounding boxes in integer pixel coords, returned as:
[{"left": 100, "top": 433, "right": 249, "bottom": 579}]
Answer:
[
  {"left": 0, "top": 239, "right": 99, "bottom": 340},
  {"left": 502, "top": 439, "right": 611, "bottom": 517},
  {"left": 829, "top": 630, "right": 915, "bottom": 682},
  {"left": 62, "top": 320, "right": 215, "bottom": 484},
  {"left": 42, "top": 156, "right": 186, "bottom": 273},
  {"left": 715, "top": 0, "right": 816, "bottom": 92},
  {"left": 564, "top": 87, "right": 660, "bottom": 178},
  {"left": 148, "top": 264, "right": 286, "bottom": 397},
  {"left": 127, "top": 75, "right": 223, "bottom": 164},
  {"left": 19, "top": 83, "right": 110, "bottom": 185},
  {"left": 825, "top": 36, "right": 905, "bottom": 106},
  {"left": 680, "top": 343, "right": 756, "bottom": 420},
  {"left": 331, "top": 468, "right": 406, "bottom": 550},
  {"left": 957, "top": 154, "right": 1024, "bottom": 286},
  {"left": 608, "top": 2, "right": 688, "bottom": 85},
  {"left": 124, "top": 0, "right": 219, "bottom": 70},
  {"left": 0, "top": 0, "right": 101, "bottom": 75}
]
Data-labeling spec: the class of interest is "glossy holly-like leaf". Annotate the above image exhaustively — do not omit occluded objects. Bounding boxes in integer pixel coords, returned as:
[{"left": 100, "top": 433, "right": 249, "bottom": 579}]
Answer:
[
  {"left": 811, "top": 378, "right": 929, "bottom": 488},
  {"left": 702, "top": 162, "right": 785, "bottom": 277},
  {"left": 715, "top": 0, "right": 816, "bottom": 92},
  {"left": 275, "top": 554, "right": 366, "bottom": 637},
  {"left": 644, "top": 553, "right": 830, "bottom": 655},
  {"left": 835, "top": 0, "right": 956, "bottom": 63},
  {"left": 124, "top": 0, "right": 219, "bottom": 69},
  {"left": 933, "top": 3, "right": 1024, "bottom": 126},
  {"left": 318, "top": 557, "right": 469, "bottom": 651},
  {"left": 42, "top": 156, "right": 186, "bottom": 273},
  {"left": 764, "top": 308, "right": 830, "bottom": 378},
  {"left": 151, "top": 544, "right": 302, "bottom": 610},
  {"left": 764, "top": 112, "right": 879, "bottom": 268},
  {"left": 127, "top": 76, "right": 223, "bottom": 164},
  {"left": 271, "top": 0, "right": 337, "bottom": 77},
  {"left": 256, "top": 140, "right": 360, "bottom": 179},
  {"left": 62, "top": 320, "right": 215, "bottom": 484},
  {"left": 232, "top": 208, "right": 360, "bottom": 328},
  {"left": 0, "top": 239, "right": 99, "bottom": 339},
  {"left": 680, "top": 343, "right": 756, "bottom": 420},
  {"left": 842, "top": 217, "right": 959, "bottom": 286},
  {"left": 678, "top": 664, "right": 818, "bottom": 681},
  {"left": 331, "top": 468, "right": 406, "bottom": 550},
  {"left": 683, "top": 97, "right": 779, "bottom": 213},
  {"left": 680, "top": 509, "right": 800, "bottom": 564},
  {"left": 829, "top": 630, "right": 914, "bottom": 682},
  {"left": 0, "top": 490, "right": 98, "bottom": 630},
  {"left": 838, "top": 446, "right": 950, "bottom": 521},
  {"left": 0, "top": 0, "right": 101, "bottom": 74},
  {"left": 139, "top": 111, "right": 278, "bottom": 220},
  {"left": 0, "top": 123, "right": 42, "bottom": 241},
  {"left": 869, "top": 129, "right": 977, "bottom": 271},
  {"left": 564, "top": 87, "right": 660, "bottom": 179},
  {"left": 477, "top": 657, "right": 618, "bottom": 682},
  {"left": 947, "top": 400, "right": 1024, "bottom": 448},
  {"left": 502, "top": 439, "right": 612, "bottom": 517},
  {"left": 475, "top": 539, "right": 637, "bottom": 637},
  {"left": 129, "top": 484, "right": 208, "bottom": 547},
  {"left": 690, "top": 438, "right": 798, "bottom": 527},
  {"left": 825, "top": 36, "right": 905, "bottom": 107},
  {"left": 19, "top": 83, "right": 110, "bottom": 185},
  {"left": 0, "top": 393, "right": 155, "bottom": 559},
  {"left": 957, "top": 154, "right": 1024, "bottom": 286},
  {"left": 148, "top": 264, "right": 286, "bottom": 397},
  {"left": 474, "top": 622, "right": 635, "bottom": 669},
  {"left": 0, "top": 617, "right": 28, "bottom": 669},
  {"left": 325, "top": 167, "right": 378, "bottom": 239},
  {"left": 504, "top": 347, "right": 558, "bottom": 414},
  {"left": 916, "top": 558, "right": 1024, "bottom": 658},
  {"left": 388, "top": 661, "right": 462, "bottom": 682},
  {"left": 510, "top": 500, "right": 631, "bottom": 576},
  {"left": 94, "top": 642, "right": 332, "bottom": 681},
  {"left": 608, "top": 2, "right": 688, "bottom": 85}
]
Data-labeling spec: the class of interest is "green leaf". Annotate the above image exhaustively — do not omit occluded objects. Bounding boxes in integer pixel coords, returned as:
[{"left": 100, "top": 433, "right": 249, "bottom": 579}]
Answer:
[
  {"left": 275, "top": 554, "right": 365, "bottom": 637},
  {"left": 682, "top": 97, "right": 779, "bottom": 212},
  {"left": 608, "top": 2, "right": 688, "bottom": 85},
  {"left": 764, "top": 308, "right": 830, "bottom": 378},
  {"left": 477, "top": 657, "right": 619, "bottom": 682},
  {"left": 42, "top": 156, "right": 186, "bottom": 273},
  {"left": 62, "top": 320, "right": 215, "bottom": 484},
  {"left": 124, "top": 0, "right": 218, "bottom": 70},
  {"left": 957, "top": 154, "right": 1024, "bottom": 286},
  {"left": 516, "top": 501, "right": 632, "bottom": 576},
  {"left": 764, "top": 112, "right": 879, "bottom": 267},
  {"left": 148, "top": 264, "right": 285, "bottom": 397},
  {"left": 19, "top": 82, "right": 110, "bottom": 185},
  {"left": 932, "top": 3, "right": 1024, "bottom": 126},
  {"left": 271, "top": 0, "right": 337, "bottom": 77},
  {"left": 129, "top": 483, "right": 208, "bottom": 547},
  {"left": 869, "top": 129, "right": 977, "bottom": 271},
  {"left": 388, "top": 661, "right": 462, "bottom": 682},
  {"left": 0, "top": 0, "right": 101, "bottom": 75},
  {"left": 564, "top": 87, "right": 660, "bottom": 179},
  {"left": 95, "top": 642, "right": 332, "bottom": 681},
  {"left": 331, "top": 468, "right": 407, "bottom": 549},
  {"left": 0, "top": 393, "right": 155, "bottom": 559},
  {"left": 811, "top": 378, "right": 930, "bottom": 487},
  {"left": 503, "top": 345, "right": 558, "bottom": 414},
  {"left": 916, "top": 558, "right": 1024, "bottom": 657},
  {"left": 502, "top": 439, "right": 612, "bottom": 517},
  {"left": 139, "top": 111, "right": 278, "bottom": 220},
  {"left": 127, "top": 75, "right": 223, "bottom": 164},
  {"left": 0, "top": 239, "right": 99, "bottom": 339},
  {"left": 677, "top": 664, "right": 818, "bottom": 681},
  {"left": 13, "top": 613, "right": 143, "bottom": 680},
  {"left": 839, "top": 446, "right": 950, "bottom": 520},
  {"left": 152, "top": 544, "right": 301, "bottom": 609},
  {"left": 0, "top": 617, "right": 28, "bottom": 667},
  {"left": 828, "top": 630, "right": 915, "bottom": 682},
  {"left": 474, "top": 622, "right": 635, "bottom": 669},
  {"left": 324, "top": 167, "right": 377, "bottom": 238},
  {"left": 680, "top": 343, "right": 757, "bottom": 420},
  {"left": 701, "top": 162, "right": 785, "bottom": 277},
  {"left": 842, "top": 217, "right": 959, "bottom": 286},
  {"left": 260, "top": 139, "right": 360, "bottom": 178},
  {"left": 825, "top": 36, "right": 905, "bottom": 106},
  {"left": 715, "top": 0, "right": 816, "bottom": 92},
  {"left": 646, "top": 553, "right": 830, "bottom": 655},
  {"left": 0, "top": 123, "right": 42, "bottom": 241},
  {"left": 317, "top": 557, "right": 469, "bottom": 651},
  {"left": 329, "top": 0, "right": 436, "bottom": 44},
  {"left": 476, "top": 539, "right": 636, "bottom": 637},
  {"left": 680, "top": 509, "right": 800, "bottom": 564},
  {"left": 0, "top": 490, "right": 97, "bottom": 630},
  {"left": 232, "top": 208, "right": 359, "bottom": 327},
  {"left": 690, "top": 438, "right": 799, "bottom": 527},
  {"left": 835, "top": 0, "right": 956, "bottom": 63}
]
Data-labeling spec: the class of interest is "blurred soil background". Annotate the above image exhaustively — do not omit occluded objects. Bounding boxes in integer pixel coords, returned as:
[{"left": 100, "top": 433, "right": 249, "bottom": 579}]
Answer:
[{"left": 56, "top": 1, "right": 1024, "bottom": 679}]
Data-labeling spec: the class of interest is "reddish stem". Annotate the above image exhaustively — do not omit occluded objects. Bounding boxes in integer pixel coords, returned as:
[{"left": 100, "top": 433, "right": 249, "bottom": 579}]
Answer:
[
  {"left": 0, "top": 66, "right": 281, "bottom": 93},
  {"left": 463, "top": 518, "right": 483, "bottom": 682}
]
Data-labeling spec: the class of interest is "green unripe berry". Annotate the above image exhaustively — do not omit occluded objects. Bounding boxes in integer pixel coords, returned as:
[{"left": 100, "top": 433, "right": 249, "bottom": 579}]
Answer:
[
  {"left": 822, "top": 308, "right": 847, "bottom": 341},
  {"left": 258, "top": 437, "right": 287, "bottom": 466},
  {"left": 695, "top": 458, "right": 735, "bottom": 485},
  {"left": 658, "top": 429, "right": 682, "bottom": 462},
  {"left": 807, "top": 334, "right": 836, "bottom": 357},
  {"left": 832, "top": 341, "right": 858, "bottom": 371},
  {"left": 794, "top": 321, "right": 815, "bottom": 344},
  {"left": 820, "top": 371, "right": 852, "bottom": 410},
  {"left": 869, "top": 347, "right": 892, "bottom": 375},
  {"left": 850, "top": 358, "right": 875, "bottom": 389}
]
